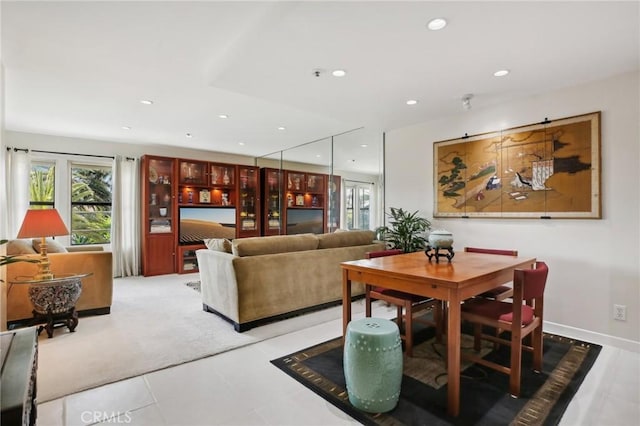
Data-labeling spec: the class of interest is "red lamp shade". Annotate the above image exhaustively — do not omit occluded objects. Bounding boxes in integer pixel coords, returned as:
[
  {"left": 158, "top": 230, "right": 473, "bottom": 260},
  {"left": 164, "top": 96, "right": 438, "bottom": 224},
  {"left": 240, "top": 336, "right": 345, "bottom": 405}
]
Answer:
[
  {"left": 17, "top": 209, "right": 69, "bottom": 239},
  {"left": 16, "top": 208, "right": 69, "bottom": 280}
]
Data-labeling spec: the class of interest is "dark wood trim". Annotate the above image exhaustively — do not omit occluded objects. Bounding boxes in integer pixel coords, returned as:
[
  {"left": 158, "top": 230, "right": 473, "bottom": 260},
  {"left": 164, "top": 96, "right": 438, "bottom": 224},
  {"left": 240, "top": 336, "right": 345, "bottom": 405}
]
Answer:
[
  {"left": 7, "top": 307, "right": 111, "bottom": 330},
  {"left": 203, "top": 295, "right": 365, "bottom": 333}
]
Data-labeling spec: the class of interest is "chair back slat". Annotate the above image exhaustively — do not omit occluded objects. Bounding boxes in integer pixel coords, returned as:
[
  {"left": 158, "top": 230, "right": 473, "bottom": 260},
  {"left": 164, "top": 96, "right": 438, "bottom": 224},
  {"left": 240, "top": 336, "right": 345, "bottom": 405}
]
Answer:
[
  {"left": 366, "top": 249, "right": 403, "bottom": 259},
  {"left": 464, "top": 247, "right": 518, "bottom": 256},
  {"left": 517, "top": 261, "right": 549, "bottom": 300}
]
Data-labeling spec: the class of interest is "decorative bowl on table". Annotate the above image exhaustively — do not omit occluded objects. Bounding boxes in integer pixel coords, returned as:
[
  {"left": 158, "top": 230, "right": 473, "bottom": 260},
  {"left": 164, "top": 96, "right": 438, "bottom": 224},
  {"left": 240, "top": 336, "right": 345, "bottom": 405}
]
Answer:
[{"left": 427, "top": 230, "right": 454, "bottom": 249}]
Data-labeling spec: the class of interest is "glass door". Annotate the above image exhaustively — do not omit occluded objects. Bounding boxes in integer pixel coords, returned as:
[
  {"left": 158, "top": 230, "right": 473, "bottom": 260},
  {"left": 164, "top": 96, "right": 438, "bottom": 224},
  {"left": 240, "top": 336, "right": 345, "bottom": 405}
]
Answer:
[{"left": 344, "top": 181, "right": 372, "bottom": 230}]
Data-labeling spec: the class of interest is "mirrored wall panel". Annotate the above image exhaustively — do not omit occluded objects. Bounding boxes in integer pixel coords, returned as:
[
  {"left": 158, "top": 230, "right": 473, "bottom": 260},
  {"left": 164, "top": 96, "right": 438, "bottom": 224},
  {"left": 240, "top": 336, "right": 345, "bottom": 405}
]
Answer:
[{"left": 256, "top": 127, "right": 384, "bottom": 235}]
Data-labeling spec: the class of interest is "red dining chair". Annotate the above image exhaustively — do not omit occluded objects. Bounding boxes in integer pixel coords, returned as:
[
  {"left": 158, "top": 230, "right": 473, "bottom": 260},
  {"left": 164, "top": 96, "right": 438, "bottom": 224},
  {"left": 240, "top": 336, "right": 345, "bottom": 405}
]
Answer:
[
  {"left": 461, "top": 261, "right": 549, "bottom": 397},
  {"left": 364, "top": 249, "right": 442, "bottom": 356},
  {"left": 464, "top": 247, "right": 518, "bottom": 300}
]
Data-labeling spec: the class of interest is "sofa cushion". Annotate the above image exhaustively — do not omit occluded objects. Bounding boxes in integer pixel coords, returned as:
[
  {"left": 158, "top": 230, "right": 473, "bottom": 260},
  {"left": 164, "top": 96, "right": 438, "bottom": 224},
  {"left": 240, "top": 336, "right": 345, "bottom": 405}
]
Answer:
[
  {"left": 316, "top": 230, "right": 376, "bottom": 249},
  {"left": 5, "top": 239, "right": 37, "bottom": 255},
  {"left": 204, "top": 238, "right": 232, "bottom": 253},
  {"left": 32, "top": 238, "right": 68, "bottom": 253},
  {"left": 232, "top": 234, "right": 319, "bottom": 257}
]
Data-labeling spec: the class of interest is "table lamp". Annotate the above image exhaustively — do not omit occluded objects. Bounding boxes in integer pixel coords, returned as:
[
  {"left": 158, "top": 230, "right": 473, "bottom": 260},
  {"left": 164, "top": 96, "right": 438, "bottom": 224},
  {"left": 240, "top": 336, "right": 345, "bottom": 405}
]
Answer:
[{"left": 16, "top": 208, "right": 69, "bottom": 280}]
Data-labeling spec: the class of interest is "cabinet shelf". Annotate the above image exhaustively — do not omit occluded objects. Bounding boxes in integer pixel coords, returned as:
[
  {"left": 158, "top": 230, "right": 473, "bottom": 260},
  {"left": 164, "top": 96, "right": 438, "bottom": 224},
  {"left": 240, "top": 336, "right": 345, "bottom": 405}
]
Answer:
[{"left": 177, "top": 244, "right": 205, "bottom": 274}]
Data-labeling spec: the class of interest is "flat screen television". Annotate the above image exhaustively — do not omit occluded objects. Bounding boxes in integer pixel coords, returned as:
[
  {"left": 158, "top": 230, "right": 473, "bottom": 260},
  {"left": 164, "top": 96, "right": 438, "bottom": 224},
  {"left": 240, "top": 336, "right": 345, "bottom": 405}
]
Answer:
[
  {"left": 286, "top": 208, "right": 324, "bottom": 235},
  {"left": 179, "top": 207, "right": 236, "bottom": 244}
]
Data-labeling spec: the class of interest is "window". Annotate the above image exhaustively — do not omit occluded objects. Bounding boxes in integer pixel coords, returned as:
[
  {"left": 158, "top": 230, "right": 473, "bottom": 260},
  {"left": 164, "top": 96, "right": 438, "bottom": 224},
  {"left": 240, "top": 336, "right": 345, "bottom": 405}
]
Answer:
[
  {"left": 29, "top": 162, "right": 55, "bottom": 209},
  {"left": 344, "top": 182, "right": 371, "bottom": 230},
  {"left": 70, "top": 164, "right": 113, "bottom": 245}
]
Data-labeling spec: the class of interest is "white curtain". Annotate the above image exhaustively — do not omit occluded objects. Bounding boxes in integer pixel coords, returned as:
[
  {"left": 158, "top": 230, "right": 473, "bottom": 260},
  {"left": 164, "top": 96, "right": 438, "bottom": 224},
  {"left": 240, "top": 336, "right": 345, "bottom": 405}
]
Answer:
[
  {"left": 111, "top": 156, "right": 140, "bottom": 277},
  {"left": 5, "top": 149, "right": 31, "bottom": 238}
]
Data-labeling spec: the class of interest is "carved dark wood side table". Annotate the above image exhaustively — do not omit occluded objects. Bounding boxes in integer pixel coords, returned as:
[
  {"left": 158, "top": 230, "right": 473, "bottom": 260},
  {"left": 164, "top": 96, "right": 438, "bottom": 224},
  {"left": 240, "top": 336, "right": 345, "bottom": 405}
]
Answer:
[{"left": 10, "top": 273, "right": 91, "bottom": 338}]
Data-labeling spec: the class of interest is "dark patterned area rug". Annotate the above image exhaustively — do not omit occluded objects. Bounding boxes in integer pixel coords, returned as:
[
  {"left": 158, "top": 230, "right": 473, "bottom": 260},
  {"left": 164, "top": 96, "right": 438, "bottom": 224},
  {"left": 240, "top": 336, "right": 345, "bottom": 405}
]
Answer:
[{"left": 271, "top": 325, "right": 601, "bottom": 426}]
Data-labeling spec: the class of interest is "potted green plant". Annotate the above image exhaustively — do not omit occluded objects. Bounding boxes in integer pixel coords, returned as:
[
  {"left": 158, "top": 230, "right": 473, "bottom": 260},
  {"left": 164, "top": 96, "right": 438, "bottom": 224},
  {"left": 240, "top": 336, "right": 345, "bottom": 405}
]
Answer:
[{"left": 375, "top": 208, "right": 432, "bottom": 253}]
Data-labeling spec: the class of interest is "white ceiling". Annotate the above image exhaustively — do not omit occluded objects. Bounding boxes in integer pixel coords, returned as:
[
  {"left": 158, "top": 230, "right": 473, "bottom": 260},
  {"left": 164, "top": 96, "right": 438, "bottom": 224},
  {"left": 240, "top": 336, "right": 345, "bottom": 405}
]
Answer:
[{"left": 2, "top": 1, "right": 639, "bottom": 170}]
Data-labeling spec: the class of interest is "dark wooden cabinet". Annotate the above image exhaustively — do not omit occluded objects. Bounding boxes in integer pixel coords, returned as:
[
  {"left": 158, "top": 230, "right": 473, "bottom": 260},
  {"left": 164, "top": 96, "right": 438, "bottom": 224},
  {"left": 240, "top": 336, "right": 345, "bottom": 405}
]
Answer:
[
  {"left": 178, "top": 243, "right": 206, "bottom": 274},
  {"left": 141, "top": 155, "right": 176, "bottom": 276},
  {"left": 177, "top": 160, "right": 237, "bottom": 207},
  {"left": 143, "top": 234, "right": 176, "bottom": 276},
  {"left": 284, "top": 171, "right": 326, "bottom": 209},
  {"left": 280, "top": 170, "right": 336, "bottom": 235},
  {"left": 142, "top": 157, "right": 263, "bottom": 275},
  {"left": 141, "top": 156, "right": 345, "bottom": 274}
]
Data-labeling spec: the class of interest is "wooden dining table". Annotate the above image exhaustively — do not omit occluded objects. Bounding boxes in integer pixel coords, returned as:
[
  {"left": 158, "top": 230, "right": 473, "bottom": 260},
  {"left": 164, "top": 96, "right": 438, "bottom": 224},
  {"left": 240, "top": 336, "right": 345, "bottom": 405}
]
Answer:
[{"left": 341, "top": 250, "right": 536, "bottom": 417}]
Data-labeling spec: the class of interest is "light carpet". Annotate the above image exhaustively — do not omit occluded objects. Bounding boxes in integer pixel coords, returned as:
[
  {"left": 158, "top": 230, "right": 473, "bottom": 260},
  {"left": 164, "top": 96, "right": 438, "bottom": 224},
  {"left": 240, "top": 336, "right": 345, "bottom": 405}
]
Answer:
[{"left": 35, "top": 273, "right": 369, "bottom": 402}]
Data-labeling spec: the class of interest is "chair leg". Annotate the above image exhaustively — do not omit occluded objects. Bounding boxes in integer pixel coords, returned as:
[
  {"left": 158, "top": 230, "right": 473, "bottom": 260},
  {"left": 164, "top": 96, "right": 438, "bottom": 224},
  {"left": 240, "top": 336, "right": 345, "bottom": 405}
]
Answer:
[
  {"left": 405, "top": 302, "right": 413, "bottom": 357},
  {"left": 473, "top": 323, "right": 482, "bottom": 352},
  {"left": 509, "top": 332, "right": 523, "bottom": 397},
  {"left": 434, "top": 301, "right": 443, "bottom": 343},
  {"left": 532, "top": 325, "right": 543, "bottom": 372},
  {"left": 365, "top": 287, "right": 373, "bottom": 317}
]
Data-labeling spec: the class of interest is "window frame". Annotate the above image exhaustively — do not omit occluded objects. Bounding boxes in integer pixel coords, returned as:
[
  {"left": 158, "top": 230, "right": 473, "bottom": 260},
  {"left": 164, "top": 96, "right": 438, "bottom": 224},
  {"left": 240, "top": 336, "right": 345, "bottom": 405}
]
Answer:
[
  {"left": 28, "top": 153, "right": 113, "bottom": 247},
  {"left": 69, "top": 163, "right": 113, "bottom": 246}
]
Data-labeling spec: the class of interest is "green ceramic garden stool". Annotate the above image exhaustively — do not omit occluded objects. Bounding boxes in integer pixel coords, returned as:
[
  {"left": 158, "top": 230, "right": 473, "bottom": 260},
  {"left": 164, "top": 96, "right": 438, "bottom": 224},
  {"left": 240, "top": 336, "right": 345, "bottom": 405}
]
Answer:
[{"left": 343, "top": 317, "right": 403, "bottom": 413}]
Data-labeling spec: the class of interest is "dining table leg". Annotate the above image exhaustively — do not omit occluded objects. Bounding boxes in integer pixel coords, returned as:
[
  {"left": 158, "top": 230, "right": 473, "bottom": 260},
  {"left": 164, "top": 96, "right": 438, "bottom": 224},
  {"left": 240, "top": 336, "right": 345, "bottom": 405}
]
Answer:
[
  {"left": 446, "top": 295, "right": 462, "bottom": 417},
  {"left": 342, "top": 269, "right": 352, "bottom": 338}
]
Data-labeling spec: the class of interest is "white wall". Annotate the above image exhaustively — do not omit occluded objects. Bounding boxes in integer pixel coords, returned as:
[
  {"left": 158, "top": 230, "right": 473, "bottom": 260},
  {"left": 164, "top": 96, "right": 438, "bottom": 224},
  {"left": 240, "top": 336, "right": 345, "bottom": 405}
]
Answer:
[
  {"left": 385, "top": 71, "right": 640, "bottom": 349},
  {"left": 4, "top": 131, "right": 256, "bottom": 165}
]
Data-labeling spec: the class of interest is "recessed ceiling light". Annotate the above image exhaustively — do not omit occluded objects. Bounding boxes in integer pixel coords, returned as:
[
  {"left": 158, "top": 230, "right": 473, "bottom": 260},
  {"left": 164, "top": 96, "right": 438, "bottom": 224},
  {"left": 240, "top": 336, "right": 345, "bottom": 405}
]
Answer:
[
  {"left": 360, "top": 144, "right": 368, "bottom": 148},
  {"left": 238, "top": 142, "right": 245, "bottom": 146},
  {"left": 406, "top": 99, "right": 418, "bottom": 105},
  {"left": 218, "top": 114, "right": 229, "bottom": 119},
  {"left": 140, "top": 99, "right": 154, "bottom": 105},
  {"left": 277, "top": 126, "right": 286, "bottom": 131},
  {"left": 494, "top": 69, "right": 510, "bottom": 77},
  {"left": 316, "top": 154, "right": 321, "bottom": 158},
  {"left": 185, "top": 133, "right": 193, "bottom": 138},
  {"left": 427, "top": 18, "right": 447, "bottom": 31},
  {"left": 332, "top": 69, "right": 346, "bottom": 77},
  {"left": 121, "top": 126, "right": 131, "bottom": 130}
]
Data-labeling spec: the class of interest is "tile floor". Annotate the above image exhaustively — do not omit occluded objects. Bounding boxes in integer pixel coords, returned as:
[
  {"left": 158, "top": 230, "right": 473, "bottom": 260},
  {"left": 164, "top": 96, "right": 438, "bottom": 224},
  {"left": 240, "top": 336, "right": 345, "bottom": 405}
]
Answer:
[{"left": 36, "top": 309, "right": 639, "bottom": 426}]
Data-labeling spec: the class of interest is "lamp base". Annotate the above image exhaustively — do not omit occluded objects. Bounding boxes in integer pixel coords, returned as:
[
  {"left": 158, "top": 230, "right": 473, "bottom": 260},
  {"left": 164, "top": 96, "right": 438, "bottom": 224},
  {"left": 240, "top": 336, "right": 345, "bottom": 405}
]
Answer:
[{"left": 36, "top": 237, "right": 54, "bottom": 280}]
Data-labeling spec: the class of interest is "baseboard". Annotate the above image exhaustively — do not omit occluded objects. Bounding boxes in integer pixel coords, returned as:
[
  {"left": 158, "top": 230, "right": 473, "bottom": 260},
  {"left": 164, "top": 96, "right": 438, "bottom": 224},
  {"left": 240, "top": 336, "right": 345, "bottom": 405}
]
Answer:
[{"left": 544, "top": 320, "right": 640, "bottom": 353}]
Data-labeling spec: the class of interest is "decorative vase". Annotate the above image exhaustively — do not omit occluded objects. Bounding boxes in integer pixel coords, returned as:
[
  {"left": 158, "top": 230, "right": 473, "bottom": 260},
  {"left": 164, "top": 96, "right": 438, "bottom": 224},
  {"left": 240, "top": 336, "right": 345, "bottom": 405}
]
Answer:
[{"left": 428, "top": 230, "right": 454, "bottom": 249}]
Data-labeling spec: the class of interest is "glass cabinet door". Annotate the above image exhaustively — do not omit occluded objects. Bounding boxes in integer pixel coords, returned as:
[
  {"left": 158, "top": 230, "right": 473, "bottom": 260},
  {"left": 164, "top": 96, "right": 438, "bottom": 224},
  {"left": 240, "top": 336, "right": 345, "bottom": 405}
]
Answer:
[
  {"left": 262, "top": 168, "right": 282, "bottom": 235},
  {"left": 177, "top": 160, "right": 209, "bottom": 206},
  {"left": 210, "top": 164, "right": 235, "bottom": 206},
  {"left": 147, "top": 157, "right": 174, "bottom": 234},
  {"left": 238, "top": 166, "right": 259, "bottom": 237},
  {"left": 178, "top": 160, "right": 207, "bottom": 185}
]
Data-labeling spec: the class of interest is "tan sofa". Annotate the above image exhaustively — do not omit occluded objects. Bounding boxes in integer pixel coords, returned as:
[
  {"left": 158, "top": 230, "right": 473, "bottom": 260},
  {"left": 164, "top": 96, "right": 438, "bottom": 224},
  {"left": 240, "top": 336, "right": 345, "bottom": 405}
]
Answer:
[
  {"left": 5, "top": 239, "right": 113, "bottom": 323},
  {"left": 196, "top": 230, "right": 385, "bottom": 331}
]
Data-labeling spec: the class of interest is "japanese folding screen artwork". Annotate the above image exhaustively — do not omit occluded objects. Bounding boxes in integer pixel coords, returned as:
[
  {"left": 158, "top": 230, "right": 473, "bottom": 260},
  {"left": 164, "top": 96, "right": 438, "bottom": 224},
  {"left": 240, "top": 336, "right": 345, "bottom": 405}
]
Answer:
[{"left": 434, "top": 112, "right": 601, "bottom": 218}]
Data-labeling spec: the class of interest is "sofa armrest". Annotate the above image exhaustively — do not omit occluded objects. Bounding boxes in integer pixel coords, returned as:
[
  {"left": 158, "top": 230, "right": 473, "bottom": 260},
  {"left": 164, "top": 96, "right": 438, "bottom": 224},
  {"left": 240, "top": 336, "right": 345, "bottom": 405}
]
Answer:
[{"left": 196, "top": 249, "right": 239, "bottom": 322}]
